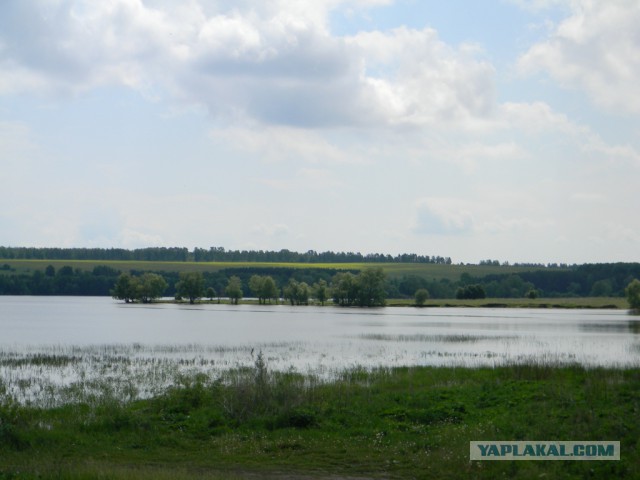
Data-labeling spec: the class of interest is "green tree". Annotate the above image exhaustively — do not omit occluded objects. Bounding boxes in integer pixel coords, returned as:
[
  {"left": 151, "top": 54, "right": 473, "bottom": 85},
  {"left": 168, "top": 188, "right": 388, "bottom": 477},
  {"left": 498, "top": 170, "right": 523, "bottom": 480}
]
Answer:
[
  {"left": 456, "top": 284, "right": 486, "bottom": 300},
  {"left": 57, "top": 265, "right": 74, "bottom": 276},
  {"left": 526, "top": 288, "right": 539, "bottom": 299},
  {"left": 283, "top": 279, "right": 297, "bottom": 305},
  {"left": 176, "top": 271, "right": 205, "bottom": 304},
  {"left": 261, "top": 276, "right": 279, "bottom": 304},
  {"left": 225, "top": 276, "right": 243, "bottom": 305},
  {"left": 283, "top": 279, "right": 310, "bottom": 305},
  {"left": 249, "top": 275, "right": 279, "bottom": 304},
  {"left": 590, "top": 279, "right": 613, "bottom": 297},
  {"left": 111, "top": 273, "right": 136, "bottom": 303},
  {"left": 626, "top": 279, "right": 640, "bottom": 310},
  {"left": 296, "top": 281, "right": 310, "bottom": 305},
  {"left": 397, "top": 274, "right": 427, "bottom": 297},
  {"left": 135, "top": 273, "right": 167, "bottom": 303},
  {"left": 331, "top": 272, "right": 357, "bottom": 306},
  {"left": 249, "top": 275, "right": 264, "bottom": 303},
  {"left": 355, "top": 267, "right": 386, "bottom": 307},
  {"left": 313, "top": 279, "right": 329, "bottom": 305},
  {"left": 415, "top": 288, "right": 430, "bottom": 306},
  {"left": 206, "top": 287, "right": 216, "bottom": 301}
]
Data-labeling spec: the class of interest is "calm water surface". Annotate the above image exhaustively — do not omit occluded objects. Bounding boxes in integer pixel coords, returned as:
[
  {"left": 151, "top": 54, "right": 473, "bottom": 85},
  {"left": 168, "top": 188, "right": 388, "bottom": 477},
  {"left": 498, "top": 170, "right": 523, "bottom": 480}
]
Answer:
[
  {"left": 2, "top": 296, "right": 638, "bottom": 366},
  {"left": 1, "top": 296, "right": 639, "bottom": 404}
]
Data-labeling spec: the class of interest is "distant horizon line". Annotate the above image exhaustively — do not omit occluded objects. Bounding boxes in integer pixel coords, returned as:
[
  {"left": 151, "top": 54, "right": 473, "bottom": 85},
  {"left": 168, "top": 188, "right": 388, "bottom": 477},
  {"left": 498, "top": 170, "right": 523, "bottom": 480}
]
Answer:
[{"left": 1, "top": 245, "right": 637, "bottom": 267}]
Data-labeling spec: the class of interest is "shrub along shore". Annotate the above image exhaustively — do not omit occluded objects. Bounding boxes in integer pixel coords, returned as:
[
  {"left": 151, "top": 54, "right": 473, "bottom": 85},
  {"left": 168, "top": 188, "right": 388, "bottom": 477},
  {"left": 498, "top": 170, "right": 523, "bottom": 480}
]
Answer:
[{"left": 1, "top": 362, "right": 639, "bottom": 479}]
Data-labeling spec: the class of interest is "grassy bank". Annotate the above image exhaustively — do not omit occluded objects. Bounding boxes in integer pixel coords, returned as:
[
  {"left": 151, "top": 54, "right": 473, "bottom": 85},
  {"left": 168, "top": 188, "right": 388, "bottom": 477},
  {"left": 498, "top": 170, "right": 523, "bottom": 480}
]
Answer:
[
  {"left": 2, "top": 362, "right": 638, "bottom": 479},
  {"left": 386, "top": 296, "right": 629, "bottom": 309}
]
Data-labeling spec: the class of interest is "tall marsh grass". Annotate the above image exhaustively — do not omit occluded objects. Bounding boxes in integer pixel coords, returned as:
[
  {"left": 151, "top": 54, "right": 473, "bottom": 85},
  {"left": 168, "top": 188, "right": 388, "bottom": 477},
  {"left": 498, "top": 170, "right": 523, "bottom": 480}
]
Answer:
[
  {"left": 356, "top": 333, "right": 514, "bottom": 342},
  {"left": 1, "top": 332, "right": 638, "bottom": 408}
]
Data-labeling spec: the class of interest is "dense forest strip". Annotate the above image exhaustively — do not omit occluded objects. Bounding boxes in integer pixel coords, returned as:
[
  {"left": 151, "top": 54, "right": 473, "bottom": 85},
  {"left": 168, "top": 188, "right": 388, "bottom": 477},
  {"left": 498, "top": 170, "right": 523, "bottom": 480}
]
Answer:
[
  {"left": 0, "top": 246, "right": 453, "bottom": 264},
  {"left": 1, "top": 257, "right": 639, "bottom": 302}
]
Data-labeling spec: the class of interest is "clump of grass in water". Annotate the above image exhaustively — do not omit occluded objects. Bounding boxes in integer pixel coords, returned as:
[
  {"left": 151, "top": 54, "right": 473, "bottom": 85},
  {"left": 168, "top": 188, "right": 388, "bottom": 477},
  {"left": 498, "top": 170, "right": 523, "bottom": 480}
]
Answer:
[
  {"left": 356, "top": 333, "right": 506, "bottom": 343},
  {"left": 214, "top": 351, "right": 320, "bottom": 429},
  {"left": 0, "top": 354, "right": 81, "bottom": 368}
]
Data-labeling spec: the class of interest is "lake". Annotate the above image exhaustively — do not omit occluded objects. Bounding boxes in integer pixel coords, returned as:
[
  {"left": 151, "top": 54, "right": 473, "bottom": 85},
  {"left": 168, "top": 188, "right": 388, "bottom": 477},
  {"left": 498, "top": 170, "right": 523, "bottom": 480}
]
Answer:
[{"left": 1, "top": 296, "right": 639, "bottom": 405}]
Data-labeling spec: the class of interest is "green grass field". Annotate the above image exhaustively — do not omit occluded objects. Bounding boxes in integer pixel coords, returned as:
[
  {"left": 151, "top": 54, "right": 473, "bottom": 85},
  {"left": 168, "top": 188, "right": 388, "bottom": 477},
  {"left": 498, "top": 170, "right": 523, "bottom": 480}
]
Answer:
[
  {"left": 0, "top": 258, "right": 553, "bottom": 281},
  {"left": 1, "top": 363, "right": 638, "bottom": 479}
]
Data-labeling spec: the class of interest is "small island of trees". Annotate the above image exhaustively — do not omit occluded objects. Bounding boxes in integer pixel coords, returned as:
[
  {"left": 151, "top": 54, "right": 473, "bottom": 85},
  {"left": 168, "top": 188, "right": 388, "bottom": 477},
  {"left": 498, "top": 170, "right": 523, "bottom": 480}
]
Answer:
[
  {"left": 108, "top": 268, "right": 640, "bottom": 311},
  {"left": 111, "top": 272, "right": 167, "bottom": 304},
  {"left": 111, "top": 268, "right": 389, "bottom": 307}
]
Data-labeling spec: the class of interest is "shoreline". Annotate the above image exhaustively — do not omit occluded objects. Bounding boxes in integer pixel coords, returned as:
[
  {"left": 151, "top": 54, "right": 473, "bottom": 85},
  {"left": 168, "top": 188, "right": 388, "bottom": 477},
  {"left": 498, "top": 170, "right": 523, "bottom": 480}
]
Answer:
[{"left": 162, "top": 296, "right": 630, "bottom": 310}]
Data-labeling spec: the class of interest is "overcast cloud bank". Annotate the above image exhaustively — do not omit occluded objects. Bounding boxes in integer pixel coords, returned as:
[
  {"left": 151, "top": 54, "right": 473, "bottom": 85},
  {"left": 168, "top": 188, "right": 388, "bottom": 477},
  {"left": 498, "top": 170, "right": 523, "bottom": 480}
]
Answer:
[{"left": 0, "top": 0, "right": 638, "bottom": 263}]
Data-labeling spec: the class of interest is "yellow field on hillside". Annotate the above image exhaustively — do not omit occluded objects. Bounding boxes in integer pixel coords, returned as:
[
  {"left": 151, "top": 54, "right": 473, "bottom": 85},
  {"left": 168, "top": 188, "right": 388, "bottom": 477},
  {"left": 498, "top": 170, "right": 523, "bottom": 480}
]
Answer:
[{"left": 1, "top": 258, "right": 554, "bottom": 282}]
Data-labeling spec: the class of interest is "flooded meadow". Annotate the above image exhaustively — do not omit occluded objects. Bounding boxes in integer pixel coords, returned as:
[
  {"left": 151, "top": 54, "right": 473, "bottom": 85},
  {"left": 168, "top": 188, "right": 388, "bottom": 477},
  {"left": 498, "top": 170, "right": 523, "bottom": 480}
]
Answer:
[{"left": 1, "top": 296, "right": 639, "bottom": 406}]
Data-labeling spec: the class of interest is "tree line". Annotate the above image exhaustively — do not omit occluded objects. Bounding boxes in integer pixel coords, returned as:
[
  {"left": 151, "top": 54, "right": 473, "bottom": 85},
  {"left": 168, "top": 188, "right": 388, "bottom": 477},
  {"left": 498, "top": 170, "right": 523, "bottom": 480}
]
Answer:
[
  {"left": 0, "top": 264, "right": 120, "bottom": 296},
  {"left": 0, "top": 264, "right": 346, "bottom": 298},
  {"left": 386, "top": 263, "right": 640, "bottom": 300},
  {"left": 0, "top": 246, "right": 451, "bottom": 264},
  {"left": 112, "top": 269, "right": 388, "bottom": 307},
  {"left": 0, "top": 247, "right": 191, "bottom": 262},
  {"left": 111, "top": 269, "right": 640, "bottom": 307},
  {"left": 2, "top": 262, "right": 639, "bottom": 303},
  {"left": 481, "top": 263, "right": 640, "bottom": 298}
]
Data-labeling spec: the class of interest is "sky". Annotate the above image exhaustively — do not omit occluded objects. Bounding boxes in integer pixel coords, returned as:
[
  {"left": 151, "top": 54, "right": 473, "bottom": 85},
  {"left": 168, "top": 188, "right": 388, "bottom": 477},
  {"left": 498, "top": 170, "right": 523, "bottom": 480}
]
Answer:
[{"left": 1, "top": 0, "right": 639, "bottom": 264}]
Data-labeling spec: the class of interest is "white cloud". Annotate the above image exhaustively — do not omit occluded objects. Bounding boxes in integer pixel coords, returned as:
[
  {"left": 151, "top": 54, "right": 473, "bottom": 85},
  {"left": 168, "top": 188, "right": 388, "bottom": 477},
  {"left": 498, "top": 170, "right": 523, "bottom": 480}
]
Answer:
[
  {"left": 441, "top": 141, "right": 529, "bottom": 174},
  {"left": 477, "top": 216, "right": 553, "bottom": 235},
  {"left": 251, "top": 223, "right": 291, "bottom": 238},
  {"left": 569, "top": 192, "right": 605, "bottom": 203},
  {"left": 1, "top": 0, "right": 639, "bottom": 263},
  {"left": 0, "top": 120, "right": 36, "bottom": 164},
  {"left": 413, "top": 198, "right": 474, "bottom": 235},
  {"left": 498, "top": 101, "right": 580, "bottom": 134},
  {"left": 581, "top": 134, "right": 640, "bottom": 168},
  {"left": 211, "top": 126, "right": 366, "bottom": 164},
  {"left": 0, "top": 1, "right": 496, "bottom": 128},
  {"left": 346, "top": 27, "right": 496, "bottom": 126},
  {"left": 413, "top": 189, "right": 559, "bottom": 239},
  {"left": 120, "top": 229, "right": 165, "bottom": 249},
  {"left": 506, "top": 0, "right": 570, "bottom": 12},
  {"left": 518, "top": 0, "right": 640, "bottom": 113},
  {"left": 499, "top": 101, "right": 640, "bottom": 166}
]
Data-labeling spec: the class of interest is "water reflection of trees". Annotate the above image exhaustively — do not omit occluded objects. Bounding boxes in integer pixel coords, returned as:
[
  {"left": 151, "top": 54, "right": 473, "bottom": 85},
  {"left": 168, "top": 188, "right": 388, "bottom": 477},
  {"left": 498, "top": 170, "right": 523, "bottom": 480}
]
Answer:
[
  {"left": 578, "top": 321, "right": 640, "bottom": 334},
  {"left": 628, "top": 320, "right": 640, "bottom": 334}
]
